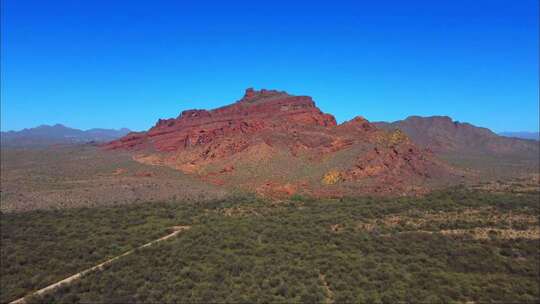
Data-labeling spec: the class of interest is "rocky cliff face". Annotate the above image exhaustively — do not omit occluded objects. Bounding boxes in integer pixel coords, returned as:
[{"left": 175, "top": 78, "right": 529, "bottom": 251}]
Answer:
[
  {"left": 106, "top": 89, "right": 460, "bottom": 197},
  {"left": 107, "top": 88, "right": 336, "bottom": 152}
]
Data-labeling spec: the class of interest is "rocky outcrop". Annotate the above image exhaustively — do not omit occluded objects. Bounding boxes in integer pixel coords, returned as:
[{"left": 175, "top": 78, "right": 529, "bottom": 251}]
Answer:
[
  {"left": 107, "top": 88, "right": 336, "bottom": 153},
  {"left": 106, "top": 89, "right": 460, "bottom": 196}
]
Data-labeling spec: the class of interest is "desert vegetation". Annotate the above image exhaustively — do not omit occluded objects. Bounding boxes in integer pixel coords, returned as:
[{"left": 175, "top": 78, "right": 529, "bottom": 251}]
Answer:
[
  {"left": 1, "top": 186, "right": 538, "bottom": 303},
  {"left": 0, "top": 146, "right": 227, "bottom": 213}
]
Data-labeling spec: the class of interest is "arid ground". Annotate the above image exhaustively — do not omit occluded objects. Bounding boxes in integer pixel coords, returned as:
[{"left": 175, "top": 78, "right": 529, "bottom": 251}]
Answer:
[{"left": 0, "top": 145, "right": 227, "bottom": 213}]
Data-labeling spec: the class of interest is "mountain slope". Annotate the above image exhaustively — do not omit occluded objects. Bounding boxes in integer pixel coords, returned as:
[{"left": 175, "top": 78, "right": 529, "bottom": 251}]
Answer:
[
  {"left": 106, "top": 89, "right": 461, "bottom": 197},
  {"left": 373, "top": 116, "right": 539, "bottom": 157},
  {"left": 1, "top": 124, "right": 130, "bottom": 147}
]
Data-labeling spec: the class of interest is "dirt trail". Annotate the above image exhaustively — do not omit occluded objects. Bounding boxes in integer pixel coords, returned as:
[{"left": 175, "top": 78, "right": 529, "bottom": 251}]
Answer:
[
  {"left": 10, "top": 226, "right": 191, "bottom": 304},
  {"left": 319, "top": 273, "right": 334, "bottom": 304}
]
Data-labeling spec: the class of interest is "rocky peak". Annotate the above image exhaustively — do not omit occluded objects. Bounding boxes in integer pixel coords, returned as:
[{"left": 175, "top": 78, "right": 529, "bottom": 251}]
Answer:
[
  {"left": 109, "top": 88, "right": 338, "bottom": 152},
  {"left": 239, "top": 88, "right": 291, "bottom": 103},
  {"left": 179, "top": 109, "right": 212, "bottom": 120},
  {"left": 339, "top": 116, "right": 376, "bottom": 132}
]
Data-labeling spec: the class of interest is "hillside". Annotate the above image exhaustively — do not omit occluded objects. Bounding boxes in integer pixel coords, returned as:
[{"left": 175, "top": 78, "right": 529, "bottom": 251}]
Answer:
[
  {"left": 1, "top": 124, "right": 131, "bottom": 147},
  {"left": 106, "top": 89, "right": 461, "bottom": 197},
  {"left": 373, "top": 116, "right": 539, "bottom": 157}
]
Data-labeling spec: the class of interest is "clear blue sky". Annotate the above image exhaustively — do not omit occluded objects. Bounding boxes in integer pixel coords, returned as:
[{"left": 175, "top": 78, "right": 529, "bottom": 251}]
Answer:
[{"left": 1, "top": 0, "right": 538, "bottom": 132}]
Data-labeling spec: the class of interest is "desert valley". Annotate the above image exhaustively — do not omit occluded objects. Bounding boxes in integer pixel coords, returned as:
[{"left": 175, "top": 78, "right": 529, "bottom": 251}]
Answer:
[
  {"left": 1, "top": 88, "right": 539, "bottom": 303},
  {"left": 2, "top": 1, "right": 539, "bottom": 303}
]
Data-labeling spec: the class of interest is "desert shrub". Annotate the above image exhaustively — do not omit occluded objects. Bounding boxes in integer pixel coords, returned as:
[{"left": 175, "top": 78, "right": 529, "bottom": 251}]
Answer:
[{"left": 3, "top": 188, "right": 539, "bottom": 303}]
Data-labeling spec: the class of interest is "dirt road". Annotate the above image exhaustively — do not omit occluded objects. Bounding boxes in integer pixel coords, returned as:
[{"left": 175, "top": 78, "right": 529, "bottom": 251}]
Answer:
[{"left": 10, "top": 226, "right": 191, "bottom": 304}]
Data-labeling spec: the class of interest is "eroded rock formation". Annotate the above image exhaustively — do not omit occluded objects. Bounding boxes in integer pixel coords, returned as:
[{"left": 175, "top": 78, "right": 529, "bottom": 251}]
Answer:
[{"left": 106, "top": 88, "right": 460, "bottom": 196}]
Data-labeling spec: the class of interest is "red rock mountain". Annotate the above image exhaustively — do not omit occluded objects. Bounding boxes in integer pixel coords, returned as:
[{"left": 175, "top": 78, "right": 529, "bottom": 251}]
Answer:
[{"left": 106, "top": 89, "right": 461, "bottom": 197}]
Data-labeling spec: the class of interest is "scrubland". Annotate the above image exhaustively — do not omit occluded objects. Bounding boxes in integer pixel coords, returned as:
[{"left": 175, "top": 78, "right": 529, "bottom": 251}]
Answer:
[{"left": 1, "top": 186, "right": 538, "bottom": 303}]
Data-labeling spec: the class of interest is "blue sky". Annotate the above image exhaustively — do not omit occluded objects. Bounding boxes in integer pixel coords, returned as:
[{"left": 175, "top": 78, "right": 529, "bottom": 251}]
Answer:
[{"left": 1, "top": 0, "right": 538, "bottom": 132}]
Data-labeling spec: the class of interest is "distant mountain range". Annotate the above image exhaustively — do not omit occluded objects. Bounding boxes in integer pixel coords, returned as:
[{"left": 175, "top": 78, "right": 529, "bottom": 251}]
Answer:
[
  {"left": 373, "top": 116, "right": 539, "bottom": 158},
  {"left": 1, "top": 124, "right": 131, "bottom": 147},
  {"left": 498, "top": 131, "right": 539, "bottom": 141}
]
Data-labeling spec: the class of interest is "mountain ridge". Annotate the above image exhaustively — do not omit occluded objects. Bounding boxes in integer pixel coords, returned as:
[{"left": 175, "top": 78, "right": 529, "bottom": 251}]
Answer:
[
  {"left": 373, "top": 115, "right": 538, "bottom": 157},
  {"left": 1, "top": 124, "right": 131, "bottom": 147}
]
